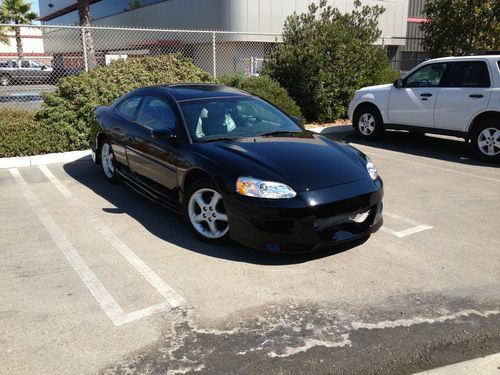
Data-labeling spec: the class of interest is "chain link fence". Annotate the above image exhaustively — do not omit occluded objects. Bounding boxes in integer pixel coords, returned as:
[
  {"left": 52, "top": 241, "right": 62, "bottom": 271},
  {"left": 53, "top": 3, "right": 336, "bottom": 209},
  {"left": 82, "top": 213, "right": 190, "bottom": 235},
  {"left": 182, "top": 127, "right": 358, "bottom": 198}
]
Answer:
[{"left": 0, "top": 24, "right": 425, "bottom": 111}]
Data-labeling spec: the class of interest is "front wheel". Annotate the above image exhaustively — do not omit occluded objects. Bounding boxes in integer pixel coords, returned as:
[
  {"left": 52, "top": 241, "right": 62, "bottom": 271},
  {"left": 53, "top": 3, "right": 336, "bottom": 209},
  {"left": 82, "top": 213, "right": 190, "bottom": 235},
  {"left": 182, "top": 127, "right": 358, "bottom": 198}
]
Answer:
[
  {"left": 184, "top": 178, "right": 230, "bottom": 244},
  {"left": 353, "top": 106, "right": 384, "bottom": 140},
  {"left": 100, "top": 141, "right": 118, "bottom": 182},
  {"left": 472, "top": 120, "right": 500, "bottom": 162}
]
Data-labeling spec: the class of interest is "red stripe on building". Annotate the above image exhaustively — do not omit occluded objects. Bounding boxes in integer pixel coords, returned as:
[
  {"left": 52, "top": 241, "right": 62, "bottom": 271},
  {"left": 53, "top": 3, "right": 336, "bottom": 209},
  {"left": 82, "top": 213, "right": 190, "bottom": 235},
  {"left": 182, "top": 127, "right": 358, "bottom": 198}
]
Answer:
[{"left": 407, "top": 17, "right": 429, "bottom": 23}]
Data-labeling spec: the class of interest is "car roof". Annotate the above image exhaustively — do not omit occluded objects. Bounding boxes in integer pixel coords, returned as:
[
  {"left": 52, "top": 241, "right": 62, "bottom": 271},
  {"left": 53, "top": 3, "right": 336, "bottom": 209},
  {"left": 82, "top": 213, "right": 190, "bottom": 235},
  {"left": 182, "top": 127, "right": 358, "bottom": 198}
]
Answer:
[
  {"left": 134, "top": 83, "right": 252, "bottom": 102},
  {"left": 425, "top": 55, "right": 500, "bottom": 63}
]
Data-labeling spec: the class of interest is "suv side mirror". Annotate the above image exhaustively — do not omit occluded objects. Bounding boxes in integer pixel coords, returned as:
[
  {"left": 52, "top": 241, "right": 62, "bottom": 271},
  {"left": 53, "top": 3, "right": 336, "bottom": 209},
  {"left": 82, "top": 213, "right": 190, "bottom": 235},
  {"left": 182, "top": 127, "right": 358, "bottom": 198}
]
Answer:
[
  {"left": 290, "top": 116, "right": 301, "bottom": 125},
  {"left": 393, "top": 78, "right": 404, "bottom": 88},
  {"left": 151, "top": 127, "right": 176, "bottom": 139}
]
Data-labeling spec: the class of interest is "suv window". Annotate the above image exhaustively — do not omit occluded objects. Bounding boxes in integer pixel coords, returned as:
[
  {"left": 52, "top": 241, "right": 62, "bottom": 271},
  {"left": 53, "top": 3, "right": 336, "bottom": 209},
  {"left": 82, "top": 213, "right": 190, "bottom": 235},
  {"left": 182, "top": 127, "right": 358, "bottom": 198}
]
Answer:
[
  {"left": 20, "top": 61, "right": 31, "bottom": 68},
  {"left": 404, "top": 63, "right": 448, "bottom": 88},
  {"left": 136, "top": 96, "right": 175, "bottom": 130},
  {"left": 442, "top": 61, "right": 490, "bottom": 88},
  {"left": 31, "top": 61, "right": 42, "bottom": 69},
  {"left": 116, "top": 96, "right": 141, "bottom": 120}
]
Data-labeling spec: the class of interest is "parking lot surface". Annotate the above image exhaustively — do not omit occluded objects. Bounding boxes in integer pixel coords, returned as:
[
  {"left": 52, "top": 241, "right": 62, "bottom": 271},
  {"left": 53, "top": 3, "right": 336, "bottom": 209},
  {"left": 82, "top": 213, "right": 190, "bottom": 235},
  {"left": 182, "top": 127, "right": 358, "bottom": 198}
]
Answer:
[
  {"left": 1, "top": 128, "right": 499, "bottom": 374},
  {"left": 0, "top": 84, "right": 56, "bottom": 111}
]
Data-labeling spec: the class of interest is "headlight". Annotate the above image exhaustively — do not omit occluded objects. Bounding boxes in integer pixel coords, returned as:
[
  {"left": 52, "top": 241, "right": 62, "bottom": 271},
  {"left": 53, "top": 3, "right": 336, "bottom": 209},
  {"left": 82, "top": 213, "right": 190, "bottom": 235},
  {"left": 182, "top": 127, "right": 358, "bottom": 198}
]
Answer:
[
  {"left": 366, "top": 158, "right": 378, "bottom": 180},
  {"left": 236, "top": 177, "right": 297, "bottom": 199}
]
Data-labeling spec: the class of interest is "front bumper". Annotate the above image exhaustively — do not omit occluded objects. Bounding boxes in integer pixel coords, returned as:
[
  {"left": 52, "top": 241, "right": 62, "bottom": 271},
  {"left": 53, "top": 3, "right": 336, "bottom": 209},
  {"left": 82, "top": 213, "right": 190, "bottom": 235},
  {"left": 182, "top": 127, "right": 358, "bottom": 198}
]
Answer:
[{"left": 225, "top": 178, "right": 384, "bottom": 252}]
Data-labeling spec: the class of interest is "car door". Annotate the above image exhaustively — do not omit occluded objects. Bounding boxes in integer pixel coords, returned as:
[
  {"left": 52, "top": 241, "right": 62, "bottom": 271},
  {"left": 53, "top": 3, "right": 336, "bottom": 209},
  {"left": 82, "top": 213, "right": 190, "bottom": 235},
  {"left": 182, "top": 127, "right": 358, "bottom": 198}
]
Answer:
[
  {"left": 434, "top": 60, "right": 492, "bottom": 133},
  {"left": 29, "top": 61, "right": 47, "bottom": 82},
  {"left": 388, "top": 62, "right": 449, "bottom": 127},
  {"left": 19, "top": 60, "right": 33, "bottom": 82},
  {"left": 111, "top": 95, "right": 142, "bottom": 166},
  {"left": 126, "top": 95, "right": 179, "bottom": 196}
]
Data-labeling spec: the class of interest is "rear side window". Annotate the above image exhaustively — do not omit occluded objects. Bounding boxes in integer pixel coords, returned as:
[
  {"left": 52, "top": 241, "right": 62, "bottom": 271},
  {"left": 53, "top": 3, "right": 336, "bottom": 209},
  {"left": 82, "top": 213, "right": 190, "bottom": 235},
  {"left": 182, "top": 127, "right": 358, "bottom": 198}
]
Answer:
[
  {"left": 116, "top": 96, "right": 141, "bottom": 120},
  {"left": 20, "top": 61, "right": 30, "bottom": 68},
  {"left": 442, "top": 61, "right": 490, "bottom": 88}
]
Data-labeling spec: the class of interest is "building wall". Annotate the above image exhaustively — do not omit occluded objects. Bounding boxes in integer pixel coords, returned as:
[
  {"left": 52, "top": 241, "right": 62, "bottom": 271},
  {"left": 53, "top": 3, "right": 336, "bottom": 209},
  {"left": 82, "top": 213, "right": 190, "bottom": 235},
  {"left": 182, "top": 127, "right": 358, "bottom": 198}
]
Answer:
[
  {"left": 0, "top": 28, "right": 51, "bottom": 65},
  {"left": 39, "top": 0, "right": 409, "bottom": 46}
]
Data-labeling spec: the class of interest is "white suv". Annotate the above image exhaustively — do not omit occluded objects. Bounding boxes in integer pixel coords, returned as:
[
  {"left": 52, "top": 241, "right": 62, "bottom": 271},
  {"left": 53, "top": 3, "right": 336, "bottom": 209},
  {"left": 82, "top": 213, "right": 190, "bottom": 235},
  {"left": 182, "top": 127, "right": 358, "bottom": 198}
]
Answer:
[{"left": 348, "top": 54, "right": 500, "bottom": 162}]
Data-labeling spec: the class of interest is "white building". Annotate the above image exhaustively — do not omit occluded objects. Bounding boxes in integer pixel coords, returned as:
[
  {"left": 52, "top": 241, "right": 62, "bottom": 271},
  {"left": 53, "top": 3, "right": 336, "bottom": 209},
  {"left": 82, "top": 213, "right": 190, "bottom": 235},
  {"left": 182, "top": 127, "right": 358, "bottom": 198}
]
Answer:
[
  {"left": 38, "top": 0, "right": 409, "bottom": 75},
  {"left": 0, "top": 27, "right": 50, "bottom": 65}
]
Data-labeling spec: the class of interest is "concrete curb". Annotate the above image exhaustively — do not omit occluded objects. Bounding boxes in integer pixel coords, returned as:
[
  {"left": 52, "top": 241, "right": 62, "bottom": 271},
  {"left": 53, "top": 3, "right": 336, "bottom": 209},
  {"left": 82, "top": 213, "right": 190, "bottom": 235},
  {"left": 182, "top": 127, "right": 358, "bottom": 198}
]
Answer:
[
  {"left": 0, "top": 150, "right": 91, "bottom": 169},
  {"left": 413, "top": 352, "right": 500, "bottom": 374}
]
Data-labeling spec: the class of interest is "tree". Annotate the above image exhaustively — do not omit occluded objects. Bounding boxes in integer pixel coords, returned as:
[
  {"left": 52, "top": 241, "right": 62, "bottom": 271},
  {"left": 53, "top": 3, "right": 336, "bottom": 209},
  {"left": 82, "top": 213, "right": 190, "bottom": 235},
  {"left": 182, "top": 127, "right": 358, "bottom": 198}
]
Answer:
[
  {"left": 265, "top": 0, "right": 396, "bottom": 122},
  {"left": 0, "top": 27, "right": 9, "bottom": 46},
  {"left": 0, "top": 0, "right": 37, "bottom": 60},
  {"left": 421, "top": 0, "right": 500, "bottom": 58},
  {"left": 78, "top": 0, "right": 97, "bottom": 69}
]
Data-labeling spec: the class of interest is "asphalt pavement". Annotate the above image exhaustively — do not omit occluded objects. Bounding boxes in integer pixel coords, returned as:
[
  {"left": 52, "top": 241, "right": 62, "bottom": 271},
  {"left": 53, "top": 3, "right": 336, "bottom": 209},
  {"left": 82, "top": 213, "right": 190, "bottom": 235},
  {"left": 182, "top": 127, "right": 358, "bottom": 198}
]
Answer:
[
  {"left": 1, "top": 127, "right": 499, "bottom": 374},
  {"left": 0, "top": 84, "right": 56, "bottom": 111}
]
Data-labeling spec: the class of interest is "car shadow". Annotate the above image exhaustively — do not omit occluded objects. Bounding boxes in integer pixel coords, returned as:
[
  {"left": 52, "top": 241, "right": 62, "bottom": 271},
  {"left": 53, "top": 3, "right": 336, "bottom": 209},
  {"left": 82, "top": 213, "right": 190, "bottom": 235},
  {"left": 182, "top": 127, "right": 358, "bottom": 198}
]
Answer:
[
  {"left": 320, "top": 125, "right": 499, "bottom": 168},
  {"left": 63, "top": 159, "right": 366, "bottom": 266}
]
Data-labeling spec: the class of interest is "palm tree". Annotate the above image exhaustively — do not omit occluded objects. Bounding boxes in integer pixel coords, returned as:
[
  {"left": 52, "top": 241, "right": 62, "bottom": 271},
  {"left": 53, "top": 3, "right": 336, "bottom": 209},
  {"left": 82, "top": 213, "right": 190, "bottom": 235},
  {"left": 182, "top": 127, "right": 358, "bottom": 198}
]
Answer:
[
  {"left": 0, "top": 0, "right": 37, "bottom": 60},
  {"left": 0, "top": 27, "right": 10, "bottom": 46},
  {"left": 78, "top": 0, "right": 97, "bottom": 69}
]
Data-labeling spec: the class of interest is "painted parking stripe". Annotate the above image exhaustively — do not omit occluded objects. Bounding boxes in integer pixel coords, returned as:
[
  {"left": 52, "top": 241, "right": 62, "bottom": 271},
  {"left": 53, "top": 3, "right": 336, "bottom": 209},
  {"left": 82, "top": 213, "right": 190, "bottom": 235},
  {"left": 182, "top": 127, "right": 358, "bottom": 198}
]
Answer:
[
  {"left": 9, "top": 168, "right": 126, "bottom": 325},
  {"left": 381, "top": 212, "right": 433, "bottom": 238},
  {"left": 38, "top": 165, "right": 185, "bottom": 308}
]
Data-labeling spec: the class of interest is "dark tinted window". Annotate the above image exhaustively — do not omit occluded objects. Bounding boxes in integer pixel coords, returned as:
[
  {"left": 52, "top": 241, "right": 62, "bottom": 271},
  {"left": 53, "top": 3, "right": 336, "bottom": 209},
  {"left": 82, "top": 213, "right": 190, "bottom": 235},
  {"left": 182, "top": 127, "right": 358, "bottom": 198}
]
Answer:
[
  {"left": 0, "top": 62, "right": 9, "bottom": 68},
  {"left": 405, "top": 63, "right": 448, "bottom": 87},
  {"left": 116, "top": 96, "right": 141, "bottom": 120},
  {"left": 442, "top": 61, "right": 490, "bottom": 87},
  {"left": 136, "top": 96, "right": 175, "bottom": 130},
  {"left": 20, "top": 61, "right": 30, "bottom": 68}
]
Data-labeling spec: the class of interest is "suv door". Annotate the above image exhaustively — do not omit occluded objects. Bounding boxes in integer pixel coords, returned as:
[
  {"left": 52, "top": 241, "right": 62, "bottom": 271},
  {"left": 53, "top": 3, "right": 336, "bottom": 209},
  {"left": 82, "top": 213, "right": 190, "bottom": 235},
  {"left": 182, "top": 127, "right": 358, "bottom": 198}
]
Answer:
[
  {"left": 126, "top": 96, "right": 179, "bottom": 196},
  {"left": 388, "top": 62, "right": 449, "bottom": 127},
  {"left": 434, "top": 60, "right": 492, "bottom": 132}
]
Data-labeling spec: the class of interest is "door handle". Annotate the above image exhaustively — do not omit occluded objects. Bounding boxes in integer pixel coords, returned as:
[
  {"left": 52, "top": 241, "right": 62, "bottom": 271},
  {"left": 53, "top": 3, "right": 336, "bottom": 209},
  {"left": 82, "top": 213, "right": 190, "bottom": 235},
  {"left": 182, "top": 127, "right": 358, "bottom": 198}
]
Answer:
[
  {"left": 469, "top": 94, "right": 484, "bottom": 99},
  {"left": 420, "top": 93, "right": 432, "bottom": 97}
]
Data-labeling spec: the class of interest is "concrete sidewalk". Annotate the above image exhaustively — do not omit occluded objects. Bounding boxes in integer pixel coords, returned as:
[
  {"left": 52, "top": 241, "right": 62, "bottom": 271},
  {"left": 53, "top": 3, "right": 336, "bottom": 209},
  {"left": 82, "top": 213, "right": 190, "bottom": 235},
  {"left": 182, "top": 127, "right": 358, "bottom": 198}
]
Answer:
[{"left": 415, "top": 352, "right": 500, "bottom": 374}]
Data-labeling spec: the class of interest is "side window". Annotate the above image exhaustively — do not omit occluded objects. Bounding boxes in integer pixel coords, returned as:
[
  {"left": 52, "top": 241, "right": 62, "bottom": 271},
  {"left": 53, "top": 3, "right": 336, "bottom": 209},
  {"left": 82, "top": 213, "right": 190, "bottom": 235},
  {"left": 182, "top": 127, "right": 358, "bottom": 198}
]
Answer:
[
  {"left": 442, "top": 61, "right": 490, "bottom": 88},
  {"left": 116, "top": 96, "right": 141, "bottom": 120},
  {"left": 31, "top": 61, "right": 42, "bottom": 69},
  {"left": 404, "top": 63, "right": 448, "bottom": 88},
  {"left": 136, "top": 96, "right": 176, "bottom": 130},
  {"left": 20, "top": 61, "right": 31, "bottom": 68}
]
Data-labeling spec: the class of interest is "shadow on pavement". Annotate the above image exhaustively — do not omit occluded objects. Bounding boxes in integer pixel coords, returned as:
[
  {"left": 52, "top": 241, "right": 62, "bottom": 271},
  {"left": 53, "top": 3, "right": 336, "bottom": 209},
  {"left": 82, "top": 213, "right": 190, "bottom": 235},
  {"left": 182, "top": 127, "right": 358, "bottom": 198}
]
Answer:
[
  {"left": 321, "top": 125, "right": 499, "bottom": 168},
  {"left": 63, "top": 159, "right": 366, "bottom": 266}
]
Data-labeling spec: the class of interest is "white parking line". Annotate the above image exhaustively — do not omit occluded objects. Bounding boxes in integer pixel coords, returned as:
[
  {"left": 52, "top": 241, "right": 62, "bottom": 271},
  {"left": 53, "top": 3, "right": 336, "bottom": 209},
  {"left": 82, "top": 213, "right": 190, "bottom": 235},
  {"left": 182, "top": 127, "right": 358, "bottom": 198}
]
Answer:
[
  {"left": 38, "top": 166, "right": 185, "bottom": 309},
  {"left": 9, "top": 168, "right": 125, "bottom": 325},
  {"left": 381, "top": 212, "right": 433, "bottom": 238}
]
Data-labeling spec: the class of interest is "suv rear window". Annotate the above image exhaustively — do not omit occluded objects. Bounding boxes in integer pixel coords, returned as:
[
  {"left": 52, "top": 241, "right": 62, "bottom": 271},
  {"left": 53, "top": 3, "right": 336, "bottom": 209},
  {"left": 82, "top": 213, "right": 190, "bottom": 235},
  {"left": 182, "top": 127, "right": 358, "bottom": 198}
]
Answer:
[{"left": 442, "top": 61, "right": 490, "bottom": 88}]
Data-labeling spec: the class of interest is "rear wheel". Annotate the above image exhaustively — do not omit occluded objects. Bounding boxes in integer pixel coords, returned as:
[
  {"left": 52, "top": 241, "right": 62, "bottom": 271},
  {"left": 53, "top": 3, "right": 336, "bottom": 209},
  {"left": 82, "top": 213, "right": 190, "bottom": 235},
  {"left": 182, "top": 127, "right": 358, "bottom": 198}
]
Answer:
[
  {"left": 472, "top": 120, "right": 500, "bottom": 162},
  {"left": 100, "top": 141, "right": 118, "bottom": 182},
  {"left": 184, "top": 178, "right": 230, "bottom": 244},
  {"left": 0, "top": 74, "right": 11, "bottom": 86},
  {"left": 353, "top": 105, "right": 384, "bottom": 140}
]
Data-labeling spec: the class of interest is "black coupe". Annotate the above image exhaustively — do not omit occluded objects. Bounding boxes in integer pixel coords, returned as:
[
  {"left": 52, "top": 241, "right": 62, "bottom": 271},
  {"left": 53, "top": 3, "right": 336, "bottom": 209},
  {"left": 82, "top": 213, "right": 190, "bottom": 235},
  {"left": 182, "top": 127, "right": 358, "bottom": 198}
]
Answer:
[{"left": 91, "top": 84, "right": 383, "bottom": 252}]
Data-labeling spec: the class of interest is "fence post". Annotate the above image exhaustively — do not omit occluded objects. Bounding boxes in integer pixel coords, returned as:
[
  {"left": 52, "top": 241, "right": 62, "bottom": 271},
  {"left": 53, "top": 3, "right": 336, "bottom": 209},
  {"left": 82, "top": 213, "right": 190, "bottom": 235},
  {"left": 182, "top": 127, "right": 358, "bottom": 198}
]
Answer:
[
  {"left": 81, "top": 26, "right": 89, "bottom": 72},
  {"left": 212, "top": 31, "right": 217, "bottom": 81}
]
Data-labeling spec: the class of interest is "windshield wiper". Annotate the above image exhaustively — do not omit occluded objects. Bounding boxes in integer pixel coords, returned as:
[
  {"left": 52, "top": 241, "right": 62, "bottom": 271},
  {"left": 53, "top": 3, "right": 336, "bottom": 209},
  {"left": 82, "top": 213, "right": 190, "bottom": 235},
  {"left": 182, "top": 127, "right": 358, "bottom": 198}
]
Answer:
[
  {"left": 198, "top": 136, "right": 241, "bottom": 143},
  {"left": 257, "top": 130, "right": 301, "bottom": 137}
]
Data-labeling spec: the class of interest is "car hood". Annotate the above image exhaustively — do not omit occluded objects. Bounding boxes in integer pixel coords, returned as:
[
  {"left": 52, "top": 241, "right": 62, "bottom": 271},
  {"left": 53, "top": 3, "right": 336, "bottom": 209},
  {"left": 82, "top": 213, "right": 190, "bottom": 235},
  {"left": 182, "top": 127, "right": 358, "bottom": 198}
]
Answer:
[
  {"left": 357, "top": 83, "right": 392, "bottom": 93},
  {"left": 197, "top": 132, "right": 370, "bottom": 192}
]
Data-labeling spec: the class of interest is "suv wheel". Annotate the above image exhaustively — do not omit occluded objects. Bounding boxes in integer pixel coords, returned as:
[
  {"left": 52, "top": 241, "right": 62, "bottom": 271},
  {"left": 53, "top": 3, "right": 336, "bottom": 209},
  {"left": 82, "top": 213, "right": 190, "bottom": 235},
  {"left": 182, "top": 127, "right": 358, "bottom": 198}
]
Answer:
[
  {"left": 472, "top": 120, "right": 500, "bottom": 162},
  {"left": 0, "top": 75, "right": 11, "bottom": 86},
  {"left": 354, "top": 106, "right": 384, "bottom": 140},
  {"left": 184, "top": 178, "right": 230, "bottom": 244}
]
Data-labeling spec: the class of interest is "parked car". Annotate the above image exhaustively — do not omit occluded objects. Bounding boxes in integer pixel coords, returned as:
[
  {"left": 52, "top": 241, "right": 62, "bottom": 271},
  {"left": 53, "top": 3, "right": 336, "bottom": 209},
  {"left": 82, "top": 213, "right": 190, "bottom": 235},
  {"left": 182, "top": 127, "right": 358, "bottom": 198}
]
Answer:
[
  {"left": 348, "top": 54, "right": 500, "bottom": 162},
  {"left": 0, "top": 60, "right": 53, "bottom": 86},
  {"left": 92, "top": 84, "right": 384, "bottom": 252}
]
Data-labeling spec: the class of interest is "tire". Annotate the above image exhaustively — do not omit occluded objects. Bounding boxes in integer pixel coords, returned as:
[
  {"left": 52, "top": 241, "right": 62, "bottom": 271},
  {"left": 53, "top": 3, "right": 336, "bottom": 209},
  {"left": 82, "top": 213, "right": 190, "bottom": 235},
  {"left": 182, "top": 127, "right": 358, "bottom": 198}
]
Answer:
[
  {"left": 353, "top": 105, "right": 384, "bottom": 140},
  {"left": 0, "top": 74, "right": 11, "bottom": 86},
  {"left": 183, "top": 178, "right": 230, "bottom": 244},
  {"left": 471, "top": 119, "right": 500, "bottom": 162},
  {"left": 100, "top": 141, "right": 118, "bottom": 182}
]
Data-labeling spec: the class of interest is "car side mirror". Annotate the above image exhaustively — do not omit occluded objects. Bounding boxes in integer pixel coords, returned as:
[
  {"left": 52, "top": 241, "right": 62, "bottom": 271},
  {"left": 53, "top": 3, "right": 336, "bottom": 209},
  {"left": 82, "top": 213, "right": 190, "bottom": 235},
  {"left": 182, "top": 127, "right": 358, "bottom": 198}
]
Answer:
[
  {"left": 393, "top": 78, "right": 404, "bottom": 88},
  {"left": 151, "top": 127, "right": 176, "bottom": 139},
  {"left": 290, "top": 116, "right": 301, "bottom": 125},
  {"left": 41, "top": 65, "right": 46, "bottom": 70}
]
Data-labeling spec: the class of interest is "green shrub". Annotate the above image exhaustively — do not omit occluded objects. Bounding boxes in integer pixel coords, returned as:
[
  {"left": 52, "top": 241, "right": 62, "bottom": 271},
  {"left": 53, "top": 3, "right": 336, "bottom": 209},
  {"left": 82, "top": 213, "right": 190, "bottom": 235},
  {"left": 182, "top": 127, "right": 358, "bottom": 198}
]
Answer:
[
  {"left": 0, "top": 109, "right": 71, "bottom": 157},
  {"left": 217, "top": 73, "right": 303, "bottom": 120},
  {"left": 265, "top": 0, "right": 395, "bottom": 122},
  {"left": 36, "top": 54, "right": 212, "bottom": 148}
]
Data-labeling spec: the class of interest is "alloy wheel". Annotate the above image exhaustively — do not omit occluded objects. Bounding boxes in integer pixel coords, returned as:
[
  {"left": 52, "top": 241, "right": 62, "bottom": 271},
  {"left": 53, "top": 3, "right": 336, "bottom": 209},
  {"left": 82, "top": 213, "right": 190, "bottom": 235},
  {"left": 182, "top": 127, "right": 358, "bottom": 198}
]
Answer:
[
  {"left": 188, "top": 188, "right": 229, "bottom": 239},
  {"left": 358, "top": 113, "right": 375, "bottom": 135},
  {"left": 101, "top": 143, "right": 115, "bottom": 178},
  {"left": 477, "top": 127, "right": 500, "bottom": 156}
]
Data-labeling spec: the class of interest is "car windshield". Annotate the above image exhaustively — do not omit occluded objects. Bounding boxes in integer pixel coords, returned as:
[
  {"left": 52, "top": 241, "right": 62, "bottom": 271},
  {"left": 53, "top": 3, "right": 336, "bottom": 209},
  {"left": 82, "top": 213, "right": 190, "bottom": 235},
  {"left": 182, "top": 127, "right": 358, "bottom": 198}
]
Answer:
[{"left": 179, "top": 97, "right": 302, "bottom": 142}]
